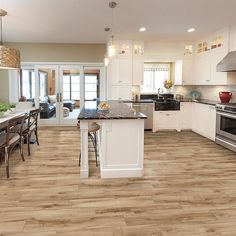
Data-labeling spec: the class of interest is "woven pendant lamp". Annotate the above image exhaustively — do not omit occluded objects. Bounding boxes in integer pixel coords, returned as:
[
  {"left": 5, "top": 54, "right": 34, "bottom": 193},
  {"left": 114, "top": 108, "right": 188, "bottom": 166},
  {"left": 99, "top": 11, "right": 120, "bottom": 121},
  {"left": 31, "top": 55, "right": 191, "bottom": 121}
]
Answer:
[{"left": 0, "top": 9, "right": 20, "bottom": 69}]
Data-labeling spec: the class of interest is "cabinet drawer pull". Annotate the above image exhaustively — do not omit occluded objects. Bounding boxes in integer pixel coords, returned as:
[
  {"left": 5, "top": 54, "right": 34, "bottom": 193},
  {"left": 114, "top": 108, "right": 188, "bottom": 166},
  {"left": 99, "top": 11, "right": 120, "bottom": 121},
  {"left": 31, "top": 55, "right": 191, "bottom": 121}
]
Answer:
[{"left": 166, "top": 114, "right": 170, "bottom": 116}]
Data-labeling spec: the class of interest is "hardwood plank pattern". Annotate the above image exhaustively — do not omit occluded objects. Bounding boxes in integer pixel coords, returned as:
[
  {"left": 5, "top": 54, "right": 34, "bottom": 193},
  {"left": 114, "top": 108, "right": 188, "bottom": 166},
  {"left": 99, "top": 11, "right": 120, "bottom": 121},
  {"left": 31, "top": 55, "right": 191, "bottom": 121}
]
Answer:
[{"left": 0, "top": 127, "right": 236, "bottom": 235}]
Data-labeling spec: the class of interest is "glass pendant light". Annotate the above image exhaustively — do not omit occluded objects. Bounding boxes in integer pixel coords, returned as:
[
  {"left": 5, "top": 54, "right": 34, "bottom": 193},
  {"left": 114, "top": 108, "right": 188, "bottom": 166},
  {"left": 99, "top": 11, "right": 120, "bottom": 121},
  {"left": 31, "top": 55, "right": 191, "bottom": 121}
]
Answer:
[{"left": 108, "top": 2, "right": 117, "bottom": 58}]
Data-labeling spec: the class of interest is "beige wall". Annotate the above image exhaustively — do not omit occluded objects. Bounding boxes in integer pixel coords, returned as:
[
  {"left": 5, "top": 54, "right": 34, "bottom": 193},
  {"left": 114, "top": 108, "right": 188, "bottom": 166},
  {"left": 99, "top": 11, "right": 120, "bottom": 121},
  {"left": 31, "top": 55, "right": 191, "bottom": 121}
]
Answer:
[
  {"left": 0, "top": 43, "right": 106, "bottom": 102},
  {"left": 6, "top": 43, "right": 106, "bottom": 63},
  {"left": 0, "top": 70, "right": 9, "bottom": 103}
]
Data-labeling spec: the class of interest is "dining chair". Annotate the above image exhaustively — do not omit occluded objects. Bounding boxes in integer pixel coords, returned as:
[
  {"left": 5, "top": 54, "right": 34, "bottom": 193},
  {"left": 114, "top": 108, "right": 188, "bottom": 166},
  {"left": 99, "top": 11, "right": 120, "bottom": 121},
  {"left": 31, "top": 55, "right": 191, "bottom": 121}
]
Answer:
[
  {"left": 26, "top": 108, "right": 40, "bottom": 155},
  {"left": 0, "top": 114, "right": 27, "bottom": 178}
]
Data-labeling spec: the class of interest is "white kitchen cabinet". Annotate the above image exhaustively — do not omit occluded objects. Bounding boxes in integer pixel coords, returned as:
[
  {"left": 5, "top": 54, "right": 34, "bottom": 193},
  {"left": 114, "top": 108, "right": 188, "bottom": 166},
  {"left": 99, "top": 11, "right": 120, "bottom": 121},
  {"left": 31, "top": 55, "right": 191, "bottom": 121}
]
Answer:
[
  {"left": 117, "top": 40, "right": 132, "bottom": 58},
  {"left": 180, "top": 102, "right": 192, "bottom": 130},
  {"left": 107, "top": 85, "right": 132, "bottom": 100},
  {"left": 109, "top": 57, "right": 132, "bottom": 85},
  {"left": 174, "top": 56, "right": 193, "bottom": 86},
  {"left": 107, "top": 40, "right": 144, "bottom": 100},
  {"left": 191, "top": 103, "right": 216, "bottom": 141},
  {"left": 153, "top": 111, "right": 181, "bottom": 132},
  {"left": 193, "top": 28, "right": 230, "bottom": 85},
  {"left": 207, "top": 105, "right": 216, "bottom": 141},
  {"left": 132, "top": 57, "right": 144, "bottom": 85},
  {"left": 182, "top": 56, "right": 193, "bottom": 85},
  {"left": 193, "top": 50, "right": 211, "bottom": 85},
  {"left": 174, "top": 60, "right": 183, "bottom": 85}
]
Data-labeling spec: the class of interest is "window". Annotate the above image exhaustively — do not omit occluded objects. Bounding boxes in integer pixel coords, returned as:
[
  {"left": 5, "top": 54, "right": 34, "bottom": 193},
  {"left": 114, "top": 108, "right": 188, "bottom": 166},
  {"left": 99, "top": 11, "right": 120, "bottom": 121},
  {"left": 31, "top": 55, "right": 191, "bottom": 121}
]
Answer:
[
  {"left": 20, "top": 69, "right": 35, "bottom": 99},
  {"left": 85, "top": 74, "right": 98, "bottom": 101},
  {"left": 141, "top": 63, "right": 170, "bottom": 93},
  {"left": 63, "top": 73, "right": 80, "bottom": 100},
  {"left": 39, "top": 71, "right": 48, "bottom": 98}
]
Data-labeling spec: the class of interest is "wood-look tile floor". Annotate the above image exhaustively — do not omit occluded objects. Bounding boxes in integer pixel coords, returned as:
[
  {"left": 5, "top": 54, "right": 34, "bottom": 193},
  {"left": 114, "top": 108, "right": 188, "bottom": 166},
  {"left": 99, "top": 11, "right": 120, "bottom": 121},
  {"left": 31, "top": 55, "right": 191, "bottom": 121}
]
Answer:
[{"left": 0, "top": 127, "right": 236, "bottom": 236}]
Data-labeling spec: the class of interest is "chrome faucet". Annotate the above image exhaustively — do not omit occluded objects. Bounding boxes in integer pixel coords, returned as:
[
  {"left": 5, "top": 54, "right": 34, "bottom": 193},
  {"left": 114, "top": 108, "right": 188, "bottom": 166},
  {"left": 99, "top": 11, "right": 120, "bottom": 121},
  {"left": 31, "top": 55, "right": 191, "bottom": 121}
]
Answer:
[{"left": 157, "top": 88, "right": 163, "bottom": 99}]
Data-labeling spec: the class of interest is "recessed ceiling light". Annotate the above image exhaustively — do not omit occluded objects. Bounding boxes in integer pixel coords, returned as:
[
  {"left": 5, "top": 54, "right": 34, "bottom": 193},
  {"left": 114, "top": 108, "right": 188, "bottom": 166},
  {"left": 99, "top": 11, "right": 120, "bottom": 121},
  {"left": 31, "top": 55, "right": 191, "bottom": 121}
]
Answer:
[
  {"left": 187, "top": 28, "right": 195, "bottom": 33},
  {"left": 139, "top": 27, "right": 146, "bottom": 32}
]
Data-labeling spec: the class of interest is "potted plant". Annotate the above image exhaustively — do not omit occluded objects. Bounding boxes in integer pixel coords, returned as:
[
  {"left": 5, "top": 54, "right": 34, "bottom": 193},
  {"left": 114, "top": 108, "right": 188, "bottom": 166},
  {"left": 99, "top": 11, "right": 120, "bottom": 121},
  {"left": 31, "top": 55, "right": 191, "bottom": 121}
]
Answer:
[
  {"left": 9, "top": 103, "right": 16, "bottom": 112},
  {"left": 0, "top": 103, "right": 8, "bottom": 118}
]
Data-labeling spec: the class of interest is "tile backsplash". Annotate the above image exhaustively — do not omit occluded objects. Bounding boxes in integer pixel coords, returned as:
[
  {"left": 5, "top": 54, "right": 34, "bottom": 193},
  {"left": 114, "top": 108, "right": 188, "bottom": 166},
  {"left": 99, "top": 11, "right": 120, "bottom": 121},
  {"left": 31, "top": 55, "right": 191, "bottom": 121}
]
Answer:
[{"left": 174, "top": 85, "right": 236, "bottom": 102}]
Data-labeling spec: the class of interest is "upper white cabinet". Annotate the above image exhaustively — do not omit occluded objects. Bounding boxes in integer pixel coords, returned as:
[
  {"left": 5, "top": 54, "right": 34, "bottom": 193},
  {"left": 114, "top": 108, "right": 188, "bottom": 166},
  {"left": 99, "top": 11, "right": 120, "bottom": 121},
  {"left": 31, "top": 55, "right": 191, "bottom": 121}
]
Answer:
[
  {"left": 193, "top": 50, "right": 211, "bottom": 84},
  {"left": 193, "top": 29, "right": 230, "bottom": 85},
  {"left": 132, "top": 41, "right": 144, "bottom": 86},
  {"left": 107, "top": 40, "right": 144, "bottom": 99},
  {"left": 174, "top": 56, "right": 193, "bottom": 85},
  {"left": 132, "top": 57, "right": 144, "bottom": 85}
]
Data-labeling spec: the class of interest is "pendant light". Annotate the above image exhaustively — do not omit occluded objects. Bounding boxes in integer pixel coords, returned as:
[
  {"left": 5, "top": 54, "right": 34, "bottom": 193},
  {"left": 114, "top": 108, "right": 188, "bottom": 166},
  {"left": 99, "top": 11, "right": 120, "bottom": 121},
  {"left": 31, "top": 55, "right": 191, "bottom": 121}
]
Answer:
[
  {"left": 108, "top": 2, "right": 117, "bottom": 58},
  {"left": 0, "top": 9, "right": 20, "bottom": 69}
]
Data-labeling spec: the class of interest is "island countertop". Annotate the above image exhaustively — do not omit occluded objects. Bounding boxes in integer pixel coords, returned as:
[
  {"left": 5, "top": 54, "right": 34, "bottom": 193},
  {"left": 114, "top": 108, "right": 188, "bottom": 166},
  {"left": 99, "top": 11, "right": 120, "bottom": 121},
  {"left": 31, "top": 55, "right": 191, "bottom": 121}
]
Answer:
[{"left": 77, "top": 100, "right": 147, "bottom": 120}]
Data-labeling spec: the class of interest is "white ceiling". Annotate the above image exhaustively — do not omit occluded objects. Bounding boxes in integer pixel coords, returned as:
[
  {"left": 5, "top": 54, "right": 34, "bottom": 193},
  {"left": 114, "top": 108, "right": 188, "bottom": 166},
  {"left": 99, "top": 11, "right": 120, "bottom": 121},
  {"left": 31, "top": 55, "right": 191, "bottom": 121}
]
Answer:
[{"left": 1, "top": 0, "right": 236, "bottom": 43}]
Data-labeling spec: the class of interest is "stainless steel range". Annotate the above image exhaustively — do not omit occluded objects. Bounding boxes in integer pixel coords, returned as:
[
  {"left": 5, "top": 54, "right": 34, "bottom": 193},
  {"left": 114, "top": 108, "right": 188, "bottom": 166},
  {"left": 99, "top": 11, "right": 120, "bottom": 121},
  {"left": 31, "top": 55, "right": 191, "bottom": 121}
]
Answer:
[{"left": 215, "top": 103, "right": 236, "bottom": 152}]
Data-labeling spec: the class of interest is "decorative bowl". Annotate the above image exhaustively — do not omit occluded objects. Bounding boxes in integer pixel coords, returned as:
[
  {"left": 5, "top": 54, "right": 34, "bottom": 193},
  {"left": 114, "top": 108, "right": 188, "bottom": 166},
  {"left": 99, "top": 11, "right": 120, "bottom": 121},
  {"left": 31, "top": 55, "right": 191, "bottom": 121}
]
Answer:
[
  {"left": 97, "top": 107, "right": 110, "bottom": 112},
  {"left": 97, "top": 102, "right": 110, "bottom": 111}
]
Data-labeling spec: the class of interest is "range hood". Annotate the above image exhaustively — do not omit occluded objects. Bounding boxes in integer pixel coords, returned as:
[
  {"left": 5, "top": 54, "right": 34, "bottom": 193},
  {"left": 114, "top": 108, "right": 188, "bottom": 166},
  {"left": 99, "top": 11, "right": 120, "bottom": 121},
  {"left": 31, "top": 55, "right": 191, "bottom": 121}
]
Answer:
[{"left": 217, "top": 51, "right": 236, "bottom": 72}]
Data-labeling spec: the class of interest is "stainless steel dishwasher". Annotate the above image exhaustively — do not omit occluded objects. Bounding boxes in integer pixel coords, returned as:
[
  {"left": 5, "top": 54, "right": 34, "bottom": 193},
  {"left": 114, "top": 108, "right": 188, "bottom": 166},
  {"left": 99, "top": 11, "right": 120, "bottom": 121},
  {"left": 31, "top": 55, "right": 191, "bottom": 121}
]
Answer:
[{"left": 132, "top": 103, "right": 154, "bottom": 130}]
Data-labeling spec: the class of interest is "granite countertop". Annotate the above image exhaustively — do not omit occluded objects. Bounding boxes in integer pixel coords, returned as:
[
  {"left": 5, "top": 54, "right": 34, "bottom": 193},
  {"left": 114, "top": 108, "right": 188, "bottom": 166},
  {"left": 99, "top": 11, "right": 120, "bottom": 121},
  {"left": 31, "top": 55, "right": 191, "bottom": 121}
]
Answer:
[
  {"left": 178, "top": 98, "right": 219, "bottom": 106},
  {"left": 123, "top": 98, "right": 219, "bottom": 106},
  {"left": 77, "top": 100, "right": 147, "bottom": 120}
]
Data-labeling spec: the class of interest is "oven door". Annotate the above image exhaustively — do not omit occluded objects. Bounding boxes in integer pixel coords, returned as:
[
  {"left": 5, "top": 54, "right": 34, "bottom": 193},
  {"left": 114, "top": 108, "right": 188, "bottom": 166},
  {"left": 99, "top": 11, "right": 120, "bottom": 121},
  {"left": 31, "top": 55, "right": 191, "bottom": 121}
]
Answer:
[{"left": 216, "top": 111, "right": 236, "bottom": 142}]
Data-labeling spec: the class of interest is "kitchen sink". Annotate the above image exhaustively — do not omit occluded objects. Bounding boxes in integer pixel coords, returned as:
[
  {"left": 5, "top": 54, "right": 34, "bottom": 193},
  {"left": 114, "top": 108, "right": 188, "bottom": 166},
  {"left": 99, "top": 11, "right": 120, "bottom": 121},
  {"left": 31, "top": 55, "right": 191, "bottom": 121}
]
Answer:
[{"left": 154, "top": 99, "right": 180, "bottom": 111}]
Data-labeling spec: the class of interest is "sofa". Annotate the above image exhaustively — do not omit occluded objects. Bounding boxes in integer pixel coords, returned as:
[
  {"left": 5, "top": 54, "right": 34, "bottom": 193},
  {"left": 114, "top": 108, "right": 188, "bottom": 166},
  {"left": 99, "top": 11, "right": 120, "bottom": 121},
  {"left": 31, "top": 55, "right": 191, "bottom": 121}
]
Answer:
[
  {"left": 39, "top": 96, "right": 56, "bottom": 119},
  {"left": 39, "top": 96, "right": 76, "bottom": 118}
]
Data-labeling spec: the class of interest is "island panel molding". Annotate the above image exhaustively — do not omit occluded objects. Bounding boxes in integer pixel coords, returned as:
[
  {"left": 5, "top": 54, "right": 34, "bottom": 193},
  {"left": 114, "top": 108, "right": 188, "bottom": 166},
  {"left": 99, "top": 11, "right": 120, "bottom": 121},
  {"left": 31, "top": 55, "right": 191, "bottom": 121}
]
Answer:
[{"left": 78, "top": 101, "right": 146, "bottom": 178}]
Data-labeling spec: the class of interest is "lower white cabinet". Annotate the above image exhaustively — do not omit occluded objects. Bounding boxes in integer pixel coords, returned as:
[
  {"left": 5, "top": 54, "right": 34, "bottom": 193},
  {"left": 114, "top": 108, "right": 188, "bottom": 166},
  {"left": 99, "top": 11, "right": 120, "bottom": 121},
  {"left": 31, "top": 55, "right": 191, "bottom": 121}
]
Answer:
[
  {"left": 180, "top": 102, "right": 192, "bottom": 129},
  {"left": 191, "top": 103, "right": 216, "bottom": 141},
  {"left": 107, "top": 85, "right": 132, "bottom": 100},
  {"left": 153, "top": 111, "right": 181, "bottom": 132},
  {"left": 153, "top": 102, "right": 216, "bottom": 141}
]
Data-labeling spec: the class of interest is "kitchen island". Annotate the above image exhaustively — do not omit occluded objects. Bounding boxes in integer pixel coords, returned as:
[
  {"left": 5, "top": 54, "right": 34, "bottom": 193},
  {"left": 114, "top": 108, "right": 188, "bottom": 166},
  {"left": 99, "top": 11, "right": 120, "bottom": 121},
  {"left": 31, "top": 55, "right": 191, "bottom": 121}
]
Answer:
[{"left": 77, "top": 101, "right": 147, "bottom": 178}]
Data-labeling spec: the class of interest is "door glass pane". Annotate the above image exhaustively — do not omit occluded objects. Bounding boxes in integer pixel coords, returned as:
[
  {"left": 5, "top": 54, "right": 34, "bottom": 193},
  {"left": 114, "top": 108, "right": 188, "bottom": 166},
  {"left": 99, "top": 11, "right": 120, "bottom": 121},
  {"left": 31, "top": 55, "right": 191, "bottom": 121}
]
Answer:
[
  {"left": 62, "top": 69, "right": 80, "bottom": 120},
  {"left": 38, "top": 68, "right": 57, "bottom": 120},
  {"left": 20, "top": 69, "right": 35, "bottom": 101},
  {"left": 84, "top": 70, "right": 99, "bottom": 101}
]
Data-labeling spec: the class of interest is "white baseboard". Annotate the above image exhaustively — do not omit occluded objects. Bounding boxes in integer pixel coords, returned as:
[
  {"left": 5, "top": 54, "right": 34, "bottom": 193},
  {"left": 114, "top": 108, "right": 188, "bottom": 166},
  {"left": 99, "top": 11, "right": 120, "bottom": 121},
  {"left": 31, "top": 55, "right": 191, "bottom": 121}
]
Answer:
[
  {"left": 100, "top": 168, "right": 143, "bottom": 179},
  {"left": 80, "top": 169, "right": 89, "bottom": 178}
]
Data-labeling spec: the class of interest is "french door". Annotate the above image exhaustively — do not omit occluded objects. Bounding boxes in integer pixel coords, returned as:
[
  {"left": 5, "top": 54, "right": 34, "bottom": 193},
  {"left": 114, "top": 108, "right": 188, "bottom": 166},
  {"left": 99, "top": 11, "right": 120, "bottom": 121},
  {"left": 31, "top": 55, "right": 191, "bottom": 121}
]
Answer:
[{"left": 20, "top": 63, "right": 105, "bottom": 126}]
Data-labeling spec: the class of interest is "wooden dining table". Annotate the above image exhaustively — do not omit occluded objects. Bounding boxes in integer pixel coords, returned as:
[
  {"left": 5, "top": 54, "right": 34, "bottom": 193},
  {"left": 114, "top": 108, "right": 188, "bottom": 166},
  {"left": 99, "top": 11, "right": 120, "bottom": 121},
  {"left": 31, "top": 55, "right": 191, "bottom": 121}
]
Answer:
[{"left": 0, "top": 111, "right": 29, "bottom": 124}]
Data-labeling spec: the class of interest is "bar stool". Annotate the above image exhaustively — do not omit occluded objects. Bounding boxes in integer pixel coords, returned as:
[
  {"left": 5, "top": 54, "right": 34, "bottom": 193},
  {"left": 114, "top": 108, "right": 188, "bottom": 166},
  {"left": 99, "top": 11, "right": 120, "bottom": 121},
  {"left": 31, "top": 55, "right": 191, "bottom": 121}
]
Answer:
[{"left": 79, "top": 122, "right": 100, "bottom": 167}]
